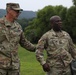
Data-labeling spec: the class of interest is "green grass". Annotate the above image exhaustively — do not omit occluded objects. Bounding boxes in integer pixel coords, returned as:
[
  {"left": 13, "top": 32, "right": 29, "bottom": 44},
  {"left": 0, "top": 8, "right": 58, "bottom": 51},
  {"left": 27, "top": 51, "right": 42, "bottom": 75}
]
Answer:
[{"left": 18, "top": 46, "right": 45, "bottom": 75}]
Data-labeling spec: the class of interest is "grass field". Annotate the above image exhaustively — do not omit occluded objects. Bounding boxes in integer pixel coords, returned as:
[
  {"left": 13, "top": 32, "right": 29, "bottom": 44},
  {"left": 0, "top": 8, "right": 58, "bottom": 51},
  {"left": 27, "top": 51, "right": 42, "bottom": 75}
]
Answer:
[{"left": 18, "top": 46, "right": 45, "bottom": 75}]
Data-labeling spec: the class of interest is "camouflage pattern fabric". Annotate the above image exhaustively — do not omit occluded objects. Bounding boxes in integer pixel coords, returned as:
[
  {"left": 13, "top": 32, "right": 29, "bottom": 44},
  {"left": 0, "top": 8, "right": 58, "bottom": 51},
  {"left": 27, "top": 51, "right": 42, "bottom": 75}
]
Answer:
[
  {"left": 36, "top": 29, "right": 76, "bottom": 75},
  {"left": 46, "top": 66, "right": 71, "bottom": 75},
  {"left": 0, "top": 69, "right": 19, "bottom": 75},
  {"left": 0, "top": 17, "right": 35, "bottom": 70}
]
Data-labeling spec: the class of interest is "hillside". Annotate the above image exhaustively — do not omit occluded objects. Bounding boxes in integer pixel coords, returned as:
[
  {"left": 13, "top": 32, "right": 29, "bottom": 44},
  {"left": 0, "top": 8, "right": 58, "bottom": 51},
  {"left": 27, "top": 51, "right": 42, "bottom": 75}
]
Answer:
[
  {"left": 0, "top": 9, "right": 37, "bottom": 19},
  {"left": 19, "top": 10, "right": 37, "bottom": 19}
]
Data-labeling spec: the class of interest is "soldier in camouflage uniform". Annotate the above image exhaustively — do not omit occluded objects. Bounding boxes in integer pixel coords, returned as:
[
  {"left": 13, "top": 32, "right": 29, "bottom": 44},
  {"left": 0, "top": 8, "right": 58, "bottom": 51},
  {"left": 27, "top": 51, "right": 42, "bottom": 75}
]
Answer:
[
  {"left": 0, "top": 3, "right": 36, "bottom": 75},
  {"left": 36, "top": 15, "right": 76, "bottom": 75}
]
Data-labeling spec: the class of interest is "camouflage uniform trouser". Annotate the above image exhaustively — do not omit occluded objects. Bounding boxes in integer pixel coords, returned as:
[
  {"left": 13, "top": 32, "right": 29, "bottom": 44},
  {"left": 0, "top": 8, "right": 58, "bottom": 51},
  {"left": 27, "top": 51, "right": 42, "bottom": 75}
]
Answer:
[
  {"left": 0, "top": 69, "right": 20, "bottom": 75},
  {"left": 46, "top": 66, "right": 71, "bottom": 75}
]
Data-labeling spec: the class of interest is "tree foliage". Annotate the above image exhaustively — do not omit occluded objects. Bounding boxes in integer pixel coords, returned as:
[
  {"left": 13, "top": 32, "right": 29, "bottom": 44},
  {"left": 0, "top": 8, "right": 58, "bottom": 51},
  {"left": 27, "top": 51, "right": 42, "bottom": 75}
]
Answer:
[
  {"left": 64, "top": 6, "right": 76, "bottom": 42},
  {"left": 72, "top": 0, "right": 76, "bottom": 6}
]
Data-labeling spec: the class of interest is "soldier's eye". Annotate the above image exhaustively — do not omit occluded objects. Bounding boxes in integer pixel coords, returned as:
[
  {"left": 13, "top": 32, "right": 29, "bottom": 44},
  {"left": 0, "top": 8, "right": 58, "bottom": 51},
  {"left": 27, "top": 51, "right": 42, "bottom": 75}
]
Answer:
[{"left": 55, "top": 20, "right": 62, "bottom": 22}]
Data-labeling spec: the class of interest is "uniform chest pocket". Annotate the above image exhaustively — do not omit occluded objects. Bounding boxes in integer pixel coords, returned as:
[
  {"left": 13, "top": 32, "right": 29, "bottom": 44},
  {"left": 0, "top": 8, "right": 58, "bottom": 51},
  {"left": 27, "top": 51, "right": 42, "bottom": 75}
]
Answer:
[
  {"left": 48, "top": 38, "right": 59, "bottom": 47},
  {"left": 10, "top": 26, "right": 21, "bottom": 36},
  {"left": 10, "top": 28, "right": 22, "bottom": 42}
]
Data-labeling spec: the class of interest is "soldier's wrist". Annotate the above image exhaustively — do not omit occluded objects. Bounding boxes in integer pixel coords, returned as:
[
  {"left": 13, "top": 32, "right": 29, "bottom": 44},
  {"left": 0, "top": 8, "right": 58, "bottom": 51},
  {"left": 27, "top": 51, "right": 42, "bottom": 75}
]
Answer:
[{"left": 41, "top": 61, "right": 46, "bottom": 65}]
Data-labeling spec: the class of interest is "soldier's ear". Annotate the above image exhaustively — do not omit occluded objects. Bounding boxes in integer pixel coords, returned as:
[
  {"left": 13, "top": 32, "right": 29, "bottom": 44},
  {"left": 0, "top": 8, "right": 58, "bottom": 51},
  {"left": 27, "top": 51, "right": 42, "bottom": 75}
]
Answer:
[{"left": 50, "top": 20, "right": 54, "bottom": 25}]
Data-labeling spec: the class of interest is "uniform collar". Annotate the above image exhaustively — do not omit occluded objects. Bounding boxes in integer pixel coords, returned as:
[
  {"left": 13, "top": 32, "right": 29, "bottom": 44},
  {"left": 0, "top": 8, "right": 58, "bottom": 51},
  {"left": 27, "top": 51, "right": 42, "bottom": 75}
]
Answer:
[{"left": 51, "top": 29, "right": 65, "bottom": 37}]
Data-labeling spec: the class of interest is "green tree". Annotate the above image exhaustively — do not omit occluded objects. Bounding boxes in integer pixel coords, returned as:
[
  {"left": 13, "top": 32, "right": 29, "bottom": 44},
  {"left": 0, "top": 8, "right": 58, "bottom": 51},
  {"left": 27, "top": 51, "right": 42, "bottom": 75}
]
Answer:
[
  {"left": 35, "top": 5, "right": 57, "bottom": 36},
  {"left": 17, "top": 18, "right": 34, "bottom": 31},
  {"left": 24, "top": 18, "right": 41, "bottom": 43},
  {"left": 54, "top": 5, "right": 65, "bottom": 15},
  {"left": 59, "top": 7, "right": 67, "bottom": 30},
  {"left": 72, "top": 0, "right": 76, "bottom": 6},
  {"left": 65, "top": 6, "right": 76, "bottom": 42}
]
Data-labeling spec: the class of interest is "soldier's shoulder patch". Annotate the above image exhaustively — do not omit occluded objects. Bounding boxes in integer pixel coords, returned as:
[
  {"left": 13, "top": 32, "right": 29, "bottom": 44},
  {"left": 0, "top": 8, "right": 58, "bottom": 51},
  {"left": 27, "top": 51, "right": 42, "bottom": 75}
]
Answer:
[
  {"left": 38, "top": 39, "right": 42, "bottom": 43},
  {"left": 38, "top": 38, "right": 46, "bottom": 45}
]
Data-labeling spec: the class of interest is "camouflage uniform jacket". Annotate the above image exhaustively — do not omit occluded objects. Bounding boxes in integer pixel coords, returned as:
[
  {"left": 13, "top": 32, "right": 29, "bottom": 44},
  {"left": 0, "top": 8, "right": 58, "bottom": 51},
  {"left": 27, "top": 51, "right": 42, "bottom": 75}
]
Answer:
[
  {"left": 0, "top": 17, "right": 35, "bottom": 69},
  {"left": 36, "top": 29, "right": 76, "bottom": 68}
]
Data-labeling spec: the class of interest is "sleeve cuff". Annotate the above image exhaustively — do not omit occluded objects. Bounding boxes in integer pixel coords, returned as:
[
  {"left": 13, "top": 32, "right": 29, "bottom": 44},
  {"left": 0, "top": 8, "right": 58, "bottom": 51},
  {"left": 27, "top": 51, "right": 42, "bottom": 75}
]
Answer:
[{"left": 41, "top": 61, "right": 46, "bottom": 65}]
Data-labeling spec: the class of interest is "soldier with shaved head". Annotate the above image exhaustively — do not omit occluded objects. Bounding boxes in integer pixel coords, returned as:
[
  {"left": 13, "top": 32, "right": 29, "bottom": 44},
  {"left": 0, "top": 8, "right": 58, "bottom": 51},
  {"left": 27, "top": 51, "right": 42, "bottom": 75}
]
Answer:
[{"left": 36, "top": 15, "right": 76, "bottom": 75}]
